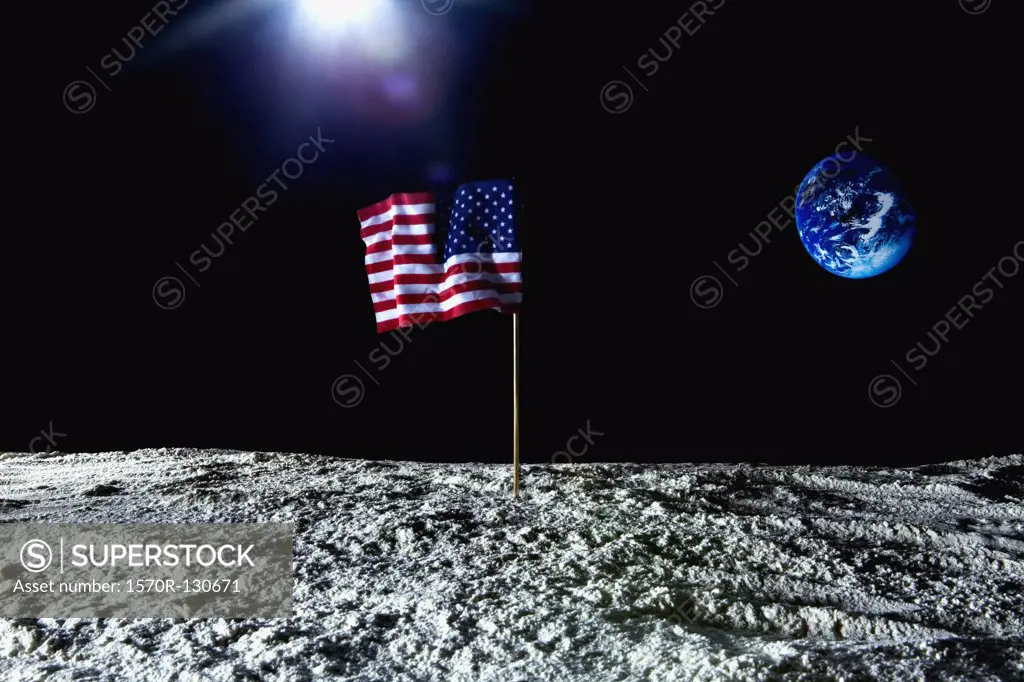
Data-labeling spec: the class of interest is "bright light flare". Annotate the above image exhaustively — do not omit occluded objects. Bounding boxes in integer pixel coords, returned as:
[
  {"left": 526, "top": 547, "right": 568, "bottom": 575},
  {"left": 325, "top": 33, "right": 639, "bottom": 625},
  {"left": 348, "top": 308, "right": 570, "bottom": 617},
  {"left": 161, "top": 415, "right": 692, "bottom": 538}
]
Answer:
[
  {"left": 291, "top": 0, "right": 406, "bottom": 62},
  {"left": 283, "top": 0, "right": 448, "bottom": 125},
  {"left": 297, "top": 0, "right": 384, "bottom": 31}
]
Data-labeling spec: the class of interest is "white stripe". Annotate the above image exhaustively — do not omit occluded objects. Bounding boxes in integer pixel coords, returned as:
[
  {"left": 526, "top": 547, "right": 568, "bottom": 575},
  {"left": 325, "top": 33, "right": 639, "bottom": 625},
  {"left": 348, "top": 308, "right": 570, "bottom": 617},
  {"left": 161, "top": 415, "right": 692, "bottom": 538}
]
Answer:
[
  {"left": 394, "top": 272, "right": 521, "bottom": 294},
  {"left": 374, "top": 261, "right": 520, "bottom": 293},
  {"left": 364, "top": 231, "right": 392, "bottom": 247},
  {"left": 397, "top": 290, "right": 521, "bottom": 314},
  {"left": 443, "top": 270, "right": 521, "bottom": 287},
  {"left": 392, "top": 244, "right": 438, "bottom": 256},
  {"left": 360, "top": 202, "right": 434, "bottom": 229},
  {"left": 375, "top": 307, "right": 399, "bottom": 322},
  {"left": 441, "top": 251, "right": 522, "bottom": 271},
  {"left": 364, "top": 250, "right": 393, "bottom": 265},
  {"left": 369, "top": 246, "right": 518, "bottom": 270},
  {"left": 371, "top": 290, "right": 395, "bottom": 303},
  {"left": 394, "top": 224, "right": 434, "bottom": 235},
  {"left": 391, "top": 254, "right": 522, "bottom": 277},
  {"left": 394, "top": 263, "right": 444, "bottom": 275}
]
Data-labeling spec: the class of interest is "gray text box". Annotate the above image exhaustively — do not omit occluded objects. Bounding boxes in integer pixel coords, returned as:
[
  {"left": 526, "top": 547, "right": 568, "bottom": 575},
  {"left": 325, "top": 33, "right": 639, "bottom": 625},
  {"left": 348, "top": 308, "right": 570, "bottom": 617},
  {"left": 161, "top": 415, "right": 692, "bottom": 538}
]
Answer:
[{"left": 0, "top": 524, "right": 293, "bottom": 618}]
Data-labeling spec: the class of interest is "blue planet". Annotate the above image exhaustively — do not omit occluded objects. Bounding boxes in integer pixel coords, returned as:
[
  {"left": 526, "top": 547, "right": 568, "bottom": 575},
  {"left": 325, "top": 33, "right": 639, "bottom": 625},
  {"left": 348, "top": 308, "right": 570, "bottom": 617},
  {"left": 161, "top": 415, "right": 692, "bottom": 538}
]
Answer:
[{"left": 795, "top": 153, "right": 916, "bottom": 279}]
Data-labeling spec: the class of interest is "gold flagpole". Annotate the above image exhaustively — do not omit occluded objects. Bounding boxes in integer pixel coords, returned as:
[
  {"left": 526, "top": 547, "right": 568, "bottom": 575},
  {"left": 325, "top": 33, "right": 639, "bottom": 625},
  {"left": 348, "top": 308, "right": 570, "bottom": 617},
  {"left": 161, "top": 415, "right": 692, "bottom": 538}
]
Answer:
[{"left": 512, "top": 311, "right": 520, "bottom": 500}]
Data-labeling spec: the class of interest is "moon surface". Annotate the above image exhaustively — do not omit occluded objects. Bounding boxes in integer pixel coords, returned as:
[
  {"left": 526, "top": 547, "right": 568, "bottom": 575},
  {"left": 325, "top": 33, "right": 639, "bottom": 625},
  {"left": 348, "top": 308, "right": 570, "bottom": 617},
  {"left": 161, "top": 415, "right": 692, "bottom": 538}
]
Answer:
[{"left": 1, "top": 449, "right": 1022, "bottom": 680}]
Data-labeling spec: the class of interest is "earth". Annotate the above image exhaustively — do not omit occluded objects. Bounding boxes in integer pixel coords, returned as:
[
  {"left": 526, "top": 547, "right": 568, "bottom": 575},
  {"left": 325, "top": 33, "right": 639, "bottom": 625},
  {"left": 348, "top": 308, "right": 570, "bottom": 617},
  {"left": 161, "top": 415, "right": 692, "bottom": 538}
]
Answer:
[{"left": 795, "top": 153, "right": 916, "bottom": 279}]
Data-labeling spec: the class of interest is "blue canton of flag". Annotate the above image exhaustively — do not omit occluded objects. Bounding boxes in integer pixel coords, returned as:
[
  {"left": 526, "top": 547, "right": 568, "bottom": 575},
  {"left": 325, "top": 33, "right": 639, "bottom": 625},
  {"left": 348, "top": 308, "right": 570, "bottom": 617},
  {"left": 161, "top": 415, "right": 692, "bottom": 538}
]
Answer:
[{"left": 442, "top": 180, "right": 518, "bottom": 262}]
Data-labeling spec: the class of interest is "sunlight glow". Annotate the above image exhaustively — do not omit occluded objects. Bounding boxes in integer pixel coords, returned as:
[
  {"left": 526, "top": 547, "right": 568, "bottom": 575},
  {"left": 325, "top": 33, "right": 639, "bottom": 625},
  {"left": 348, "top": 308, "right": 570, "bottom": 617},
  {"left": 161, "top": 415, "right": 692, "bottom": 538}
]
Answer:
[{"left": 297, "top": 0, "right": 388, "bottom": 31}]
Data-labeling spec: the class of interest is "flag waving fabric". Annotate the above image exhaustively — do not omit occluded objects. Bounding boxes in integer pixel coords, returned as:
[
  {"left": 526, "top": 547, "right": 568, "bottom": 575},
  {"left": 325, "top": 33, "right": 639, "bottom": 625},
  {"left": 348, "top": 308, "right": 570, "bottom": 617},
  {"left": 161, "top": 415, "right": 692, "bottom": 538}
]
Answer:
[{"left": 357, "top": 179, "right": 522, "bottom": 333}]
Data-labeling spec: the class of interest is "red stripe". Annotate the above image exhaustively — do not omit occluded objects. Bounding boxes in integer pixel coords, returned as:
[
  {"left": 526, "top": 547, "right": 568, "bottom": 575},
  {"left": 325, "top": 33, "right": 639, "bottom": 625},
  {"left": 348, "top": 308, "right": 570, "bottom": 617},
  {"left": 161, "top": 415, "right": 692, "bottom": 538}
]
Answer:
[
  {"left": 365, "top": 260, "right": 394, "bottom": 274},
  {"left": 371, "top": 278, "right": 521, "bottom": 300},
  {"left": 376, "top": 318, "right": 402, "bottom": 333},
  {"left": 382, "top": 298, "right": 520, "bottom": 331},
  {"left": 392, "top": 272, "right": 444, "bottom": 285},
  {"left": 357, "top": 192, "right": 434, "bottom": 222},
  {"left": 395, "top": 281, "right": 521, "bottom": 304},
  {"left": 393, "top": 213, "right": 434, "bottom": 225},
  {"left": 443, "top": 260, "right": 520, "bottom": 276},
  {"left": 392, "top": 233, "right": 434, "bottom": 246},
  {"left": 394, "top": 253, "right": 440, "bottom": 266},
  {"left": 373, "top": 299, "right": 397, "bottom": 313},
  {"left": 374, "top": 281, "right": 520, "bottom": 312},
  {"left": 365, "top": 239, "right": 393, "bottom": 255},
  {"left": 374, "top": 300, "right": 520, "bottom": 334},
  {"left": 393, "top": 261, "right": 520, "bottom": 285},
  {"left": 368, "top": 263, "right": 521, "bottom": 297},
  {"left": 360, "top": 222, "right": 391, "bottom": 241}
]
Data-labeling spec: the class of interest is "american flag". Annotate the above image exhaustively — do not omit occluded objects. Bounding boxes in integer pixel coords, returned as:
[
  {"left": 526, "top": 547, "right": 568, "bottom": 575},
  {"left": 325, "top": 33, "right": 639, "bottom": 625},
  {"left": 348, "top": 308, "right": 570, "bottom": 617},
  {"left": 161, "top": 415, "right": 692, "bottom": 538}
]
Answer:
[{"left": 357, "top": 179, "right": 522, "bottom": 333}]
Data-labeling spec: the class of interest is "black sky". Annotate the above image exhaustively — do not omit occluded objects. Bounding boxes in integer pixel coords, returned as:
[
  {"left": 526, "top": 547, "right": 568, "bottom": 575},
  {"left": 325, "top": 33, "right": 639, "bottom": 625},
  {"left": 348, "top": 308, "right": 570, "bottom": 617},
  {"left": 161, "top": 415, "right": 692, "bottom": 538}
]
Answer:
[{"left": 9, "top": 0, "right": 1019, "bottom": 464}]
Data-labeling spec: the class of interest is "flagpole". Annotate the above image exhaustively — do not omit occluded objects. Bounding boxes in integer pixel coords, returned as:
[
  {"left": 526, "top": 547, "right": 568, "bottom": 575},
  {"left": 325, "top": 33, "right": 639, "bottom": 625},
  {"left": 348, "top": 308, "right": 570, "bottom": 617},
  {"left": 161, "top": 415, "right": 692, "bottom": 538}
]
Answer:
[{"left": 512, "top": 311, "right": 520, "bottom": 500}]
